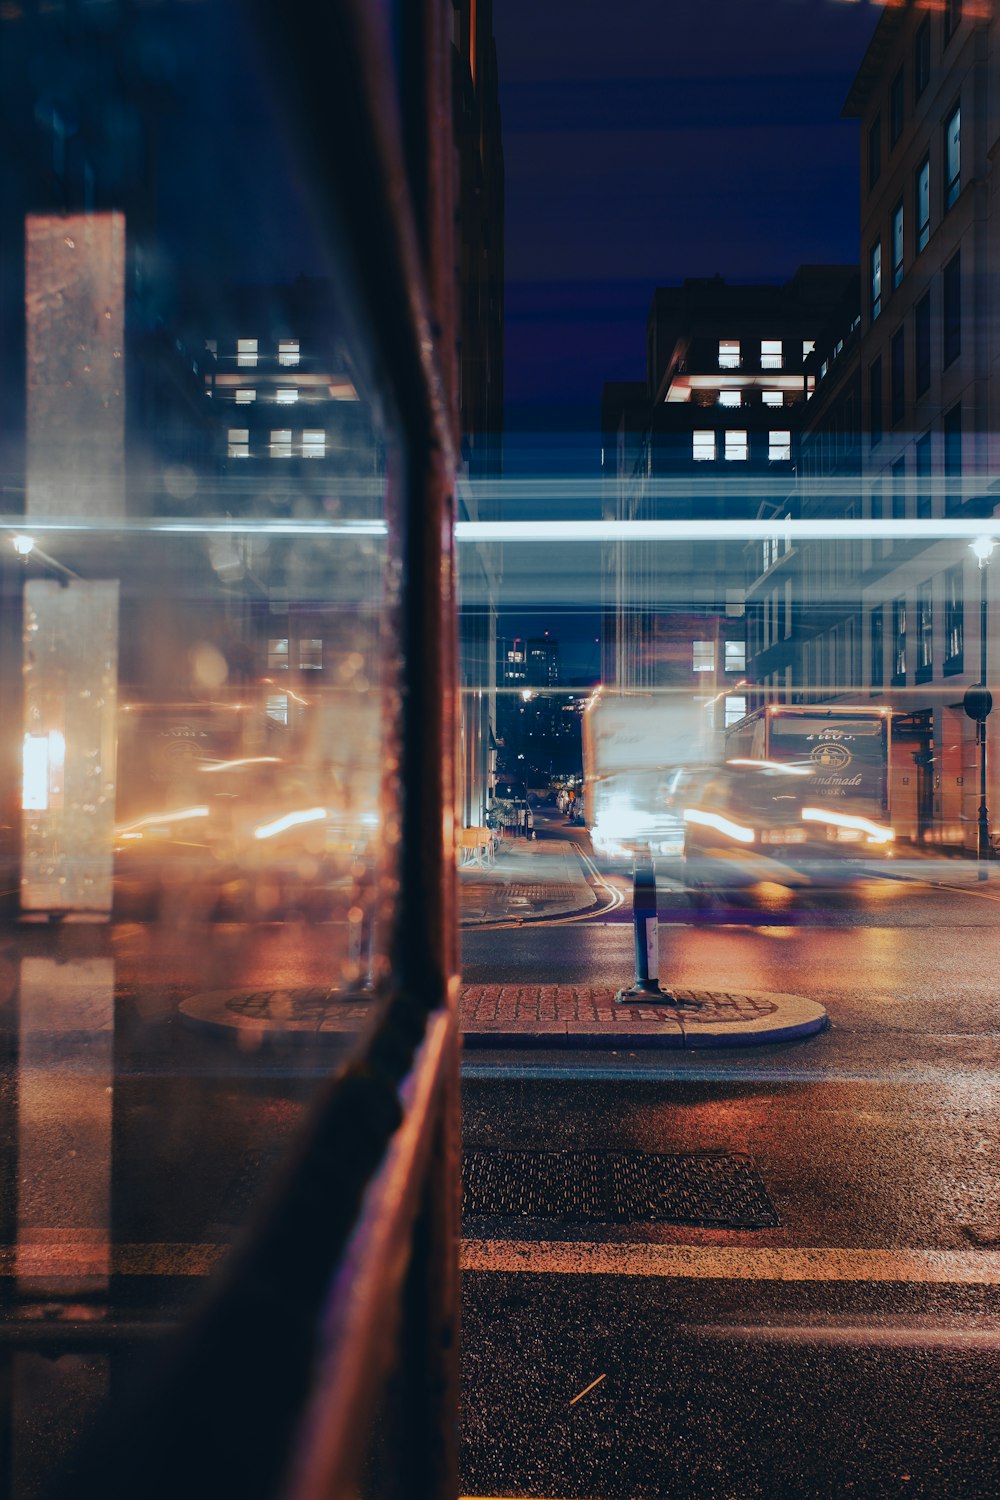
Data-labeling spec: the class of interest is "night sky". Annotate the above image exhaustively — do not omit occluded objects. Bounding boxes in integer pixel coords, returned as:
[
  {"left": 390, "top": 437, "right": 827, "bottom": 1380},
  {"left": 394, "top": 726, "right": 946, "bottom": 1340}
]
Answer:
[
  {"left": 491, "top": 0, "right": 882, "bottom": 671},
  {"left": 493, "top": 0, "right": 882, "bottom": 459}
]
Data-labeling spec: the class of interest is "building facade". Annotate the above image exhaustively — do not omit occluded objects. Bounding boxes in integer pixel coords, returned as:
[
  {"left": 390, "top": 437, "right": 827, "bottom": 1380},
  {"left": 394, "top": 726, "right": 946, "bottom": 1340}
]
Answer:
[
  {"left": 601, "top": 269, "right": 853, "bottom": 742},
  {"left": 747, "top": 0, "right": 1000, "bottom": 849}
]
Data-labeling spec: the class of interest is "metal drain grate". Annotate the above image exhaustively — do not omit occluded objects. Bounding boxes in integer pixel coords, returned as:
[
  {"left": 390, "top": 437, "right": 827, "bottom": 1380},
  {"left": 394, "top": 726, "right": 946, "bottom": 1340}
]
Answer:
[{"left": 462, "top": 1150, "right": 779, "bottom": 1228}]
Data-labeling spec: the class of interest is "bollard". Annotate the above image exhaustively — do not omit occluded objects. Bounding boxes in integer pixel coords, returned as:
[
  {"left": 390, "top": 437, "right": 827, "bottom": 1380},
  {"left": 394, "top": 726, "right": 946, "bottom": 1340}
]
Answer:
[{"left": 615, "top": 848, "right": 675, "bottom": 1004}]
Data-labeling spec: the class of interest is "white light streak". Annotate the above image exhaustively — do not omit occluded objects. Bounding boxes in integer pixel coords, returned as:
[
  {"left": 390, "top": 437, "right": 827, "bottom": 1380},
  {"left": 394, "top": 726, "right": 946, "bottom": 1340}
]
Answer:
[
  {"left": 727, "top": 758, "right": 813, "bottom": 775},
  {"left": 683, "top": 807, "right": 756, "bottom": 843},
  {"left": 800, "top": 808, "right": 895, "bottom": 844},
  {"left": 253, "top": 806, "right": 326, "bottom": 841},
  {"left": 198, "top": 757, "right": 283, "bottom": 773},
  {"left": 115, "top": 806, "right": 210, "bottom": 835}
]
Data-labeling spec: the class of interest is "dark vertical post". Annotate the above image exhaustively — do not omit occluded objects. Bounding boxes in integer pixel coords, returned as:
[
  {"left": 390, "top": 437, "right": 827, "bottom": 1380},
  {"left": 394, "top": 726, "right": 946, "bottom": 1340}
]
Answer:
[
  {"left": 978, "top": 558, "right": 990, "bottom": 880},
  {"left": 615, "top": 844, "right": 671, "bottom": 1002}
]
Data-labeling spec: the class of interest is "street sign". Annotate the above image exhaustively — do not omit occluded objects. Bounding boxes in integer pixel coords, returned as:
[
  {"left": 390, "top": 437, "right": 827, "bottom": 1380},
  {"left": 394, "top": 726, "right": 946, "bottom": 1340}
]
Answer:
[{"left": 964, "top": 686, "right": 993, "bottom": 721}]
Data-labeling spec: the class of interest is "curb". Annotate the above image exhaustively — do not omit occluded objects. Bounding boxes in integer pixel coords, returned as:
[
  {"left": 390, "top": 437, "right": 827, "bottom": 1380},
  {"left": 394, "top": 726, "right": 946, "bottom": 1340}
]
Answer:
[{"left": 460, "top": 990, "right": 829, "bottom": 1051}]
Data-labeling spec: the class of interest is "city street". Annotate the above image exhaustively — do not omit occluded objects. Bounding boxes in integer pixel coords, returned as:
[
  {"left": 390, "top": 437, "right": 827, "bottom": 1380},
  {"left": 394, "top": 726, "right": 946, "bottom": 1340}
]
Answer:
[{"left": 458, "top": 832, "right": 1000, "bottom": 1499}]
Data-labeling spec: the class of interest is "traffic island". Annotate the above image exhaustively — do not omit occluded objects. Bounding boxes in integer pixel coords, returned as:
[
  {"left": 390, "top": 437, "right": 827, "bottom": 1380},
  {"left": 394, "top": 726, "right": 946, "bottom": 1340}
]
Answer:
[{"left": 460, "top": 984, "right": 828, "bottom": 1049}]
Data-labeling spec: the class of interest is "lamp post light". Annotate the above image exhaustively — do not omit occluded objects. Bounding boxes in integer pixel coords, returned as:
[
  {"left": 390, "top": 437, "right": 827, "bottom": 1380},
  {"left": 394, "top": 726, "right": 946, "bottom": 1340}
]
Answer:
[{"left": 969, "top": 536, "right": 996, "bottom": 879}]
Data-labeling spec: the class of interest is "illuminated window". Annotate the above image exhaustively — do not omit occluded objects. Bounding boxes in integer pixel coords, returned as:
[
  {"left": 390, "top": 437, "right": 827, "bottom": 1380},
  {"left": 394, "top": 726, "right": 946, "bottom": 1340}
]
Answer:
[
  {"left": 945, "top": 565, "right": 964, "bottom": 666},
  {"left": 692, "top": 430, "right": 716, "bottom": 462},
  {"left": 915, "top": 156, "right": 930, "bottom": 252},
  {"left": 299, "top": 639, "right": 323, "bottom": 671},
  {"left": 892, "top": 200, "right": 904, "bottom": 288},
  {"left": 270, "top": 429, "right": 292, "bottom": 457},
  {"left": 917, "top": 581, "right": 934, "bottom": 675},
  {"left": 892, "top": 597, "right": 907, "bottom": 682},
  {"left": 718, "top": 339, "right": 740, "bottom": 369},
  {"left": 870, "top": 238, "right": 882, "bottom": 320},
  {"left": 724, "top": 695, "right": 746, "bottom": 729},
  {"left": 725, "top": 640, "right": 746, "bottom": 673},
  {"left": 278, "top": 338, "right": 300, "bottom": 366},
  {"left": 267, "top": 638, "right": 289, "bottom": 671},
  {"left": 724, "top": 430, "right": 748, "bottom": 462},
  {"left": 692, "top": 641, "right": 714, "bottom": 673},
  {"left": 227, "top": 428, "right": 250, "bottom": 458},
  {"left": 802, "top": 340, "right": 815, "bottom": 360},
  {"left": 768, "top": 430, "right": 791, "bottom": 462},
  {"left": 762, "top": 390, "right": 784, "bottom": 408},
  {"left": 945, "top": 104, "right": 961, "bottom": 210},
  {"left": 717, "top": 390, "right": 741, "bottom": 408},
  {"left": 302, "top": 429, "right": 326, "bottom": 458},
  {"left": 276, "top": 388, "right": 299, "bottom": 404},
  {"left": 237, "top": 338, "right": 258, "bottom": 368},
  {"left": 760, "top": 339, "right": 782, "bottom": 370},
  {"left": 266, "top": 694, "right": 289, "bottom": 725},
  {"left": 235, "top": 388, "right": 256, "bottom": 404}
]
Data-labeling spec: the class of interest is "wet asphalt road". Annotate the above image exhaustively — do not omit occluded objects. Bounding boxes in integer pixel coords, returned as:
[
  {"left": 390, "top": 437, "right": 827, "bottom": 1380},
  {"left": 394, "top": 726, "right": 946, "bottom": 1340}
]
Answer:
[{"left": 458, "top": 872, "right": 1000, "bottom": 1499}]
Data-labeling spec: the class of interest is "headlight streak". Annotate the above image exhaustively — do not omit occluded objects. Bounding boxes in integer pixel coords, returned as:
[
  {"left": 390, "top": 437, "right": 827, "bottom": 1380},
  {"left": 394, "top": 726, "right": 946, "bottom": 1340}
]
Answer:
[
  {"left": 800, "top": 807, "right": 895, "bottom": 844},
  {"left": 115, "top": 806, "right": 210, "bottom": 835},
  {"left": 253, "top": 806, "right": 326, "bottom": 841},
  {"left": 683, "top": 807, "right": 756, "bottom": 844}
]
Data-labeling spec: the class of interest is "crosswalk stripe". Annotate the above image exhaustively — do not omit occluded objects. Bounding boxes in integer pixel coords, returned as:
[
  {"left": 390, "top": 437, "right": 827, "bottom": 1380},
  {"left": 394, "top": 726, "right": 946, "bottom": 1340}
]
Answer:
[
  {"left": 460, "top": 1240, "right": 1000, "bottom": 1284},
  {"left": 5, "top": 1239, "right": 998, "bottom": 1285}
]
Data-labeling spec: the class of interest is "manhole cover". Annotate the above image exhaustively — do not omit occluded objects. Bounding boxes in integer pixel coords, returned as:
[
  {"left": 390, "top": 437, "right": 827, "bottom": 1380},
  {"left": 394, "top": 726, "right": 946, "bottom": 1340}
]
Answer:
[{"left": 462, "top": 1150, "right": 779, "bottom": 1228}]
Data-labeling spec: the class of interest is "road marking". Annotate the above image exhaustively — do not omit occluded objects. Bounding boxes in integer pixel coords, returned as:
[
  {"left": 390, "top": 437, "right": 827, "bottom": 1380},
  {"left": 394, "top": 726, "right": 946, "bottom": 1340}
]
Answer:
[
  {"left": 10, "top": 1239, "right": 998, "bottom": 1288},
  {"left": 2, "top": 1243, "right": 225, "bottom": 1277},
  {"left": 465, "top": 844, "right": 625, "bottom": 931},
  {"left": 461, "top": 1241, "right": 1000, "bottom": 1284}
]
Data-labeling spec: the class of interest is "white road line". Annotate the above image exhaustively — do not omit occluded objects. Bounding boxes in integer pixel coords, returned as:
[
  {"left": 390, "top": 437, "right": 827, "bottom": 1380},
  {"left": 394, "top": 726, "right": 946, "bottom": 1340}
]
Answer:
[{"left": 461, "top": 1240, "right": 1000, "bottom": 1284}]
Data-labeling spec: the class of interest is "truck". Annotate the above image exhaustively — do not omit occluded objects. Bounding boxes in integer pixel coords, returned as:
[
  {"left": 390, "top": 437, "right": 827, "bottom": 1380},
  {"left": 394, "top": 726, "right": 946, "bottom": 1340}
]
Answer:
[
  {"left": 582, "top": 692, "right": 703, "bottom": 862},
  {"left": 724, "top": 704, "right": 892, "bottom": 823}
]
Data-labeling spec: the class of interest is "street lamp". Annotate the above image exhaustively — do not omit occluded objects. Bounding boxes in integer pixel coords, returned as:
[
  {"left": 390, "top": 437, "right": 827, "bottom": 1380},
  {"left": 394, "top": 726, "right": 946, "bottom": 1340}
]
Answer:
[{"left": 969, "top": 536, "right": 996, "bottom": 878}]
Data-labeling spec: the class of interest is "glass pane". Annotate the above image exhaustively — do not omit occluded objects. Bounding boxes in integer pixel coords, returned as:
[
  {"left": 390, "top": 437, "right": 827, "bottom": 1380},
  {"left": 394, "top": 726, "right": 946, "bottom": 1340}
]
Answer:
[{"left": 1, "top": 3, "right": 401, "bottom": 1486}]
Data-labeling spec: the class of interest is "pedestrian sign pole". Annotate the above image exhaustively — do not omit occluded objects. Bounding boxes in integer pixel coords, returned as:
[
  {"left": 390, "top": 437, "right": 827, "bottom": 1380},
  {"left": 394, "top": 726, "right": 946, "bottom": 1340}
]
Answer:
[{"left": 615, "top": 844, "right": 676, "bottom": 1004}]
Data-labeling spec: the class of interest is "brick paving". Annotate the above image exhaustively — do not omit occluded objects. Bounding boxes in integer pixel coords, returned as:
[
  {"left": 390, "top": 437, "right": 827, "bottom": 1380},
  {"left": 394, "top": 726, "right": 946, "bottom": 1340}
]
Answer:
[{"left": 459, "top": 983, "right": 826, "bottom": 1050}]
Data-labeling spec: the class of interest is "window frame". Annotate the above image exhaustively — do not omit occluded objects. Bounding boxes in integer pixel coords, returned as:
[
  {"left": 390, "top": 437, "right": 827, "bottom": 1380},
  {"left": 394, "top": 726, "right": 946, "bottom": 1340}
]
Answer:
[
  {"left": 914, "top": 291, "right": 931, "bottom": 395},
  {"left": 891, "top": 597, "right": 907, "bottom": 685},
  {"left": 891, "top": 199, "right": 904, "bottom": 288},
  {"left": 890, "top": 67, "right": 905, "bottom": 149},
  {"left": 868, "top": 113, "right": 882, "bottom": 190},
  {"left": 869, "top": 355, "right": 883, "bottom": 448},
  {"left": 944, "top": 102, "right": 961, "bottom": 211},
  {"left": 942, "top": 250, "right": 961, "bottom": 367},
  {"left": 915, "top": 155, "right": 930, "bottom": 253},
  {"left": 914, "top": 16, "right": 930, "bottom": 100},
  {"left": 890, "top": 325, "right": 905, "bottom": 426},
  {"left": 724, "top": 429, "right": 749, "bottom": 462},
  {"left": 915, "top": 430, "right": 932, "bottom": 519},
  {"left": 916, "top": 579, "right": 934, "bottom": 682},
  {"left": 944, "top": 564, "right": 965, "bottom": 672},
  {"left": 870, "top": 238, "right": 882, "bottom": 321}
]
